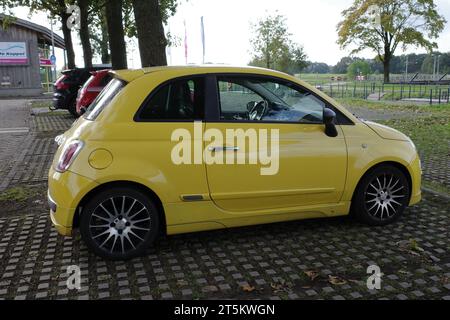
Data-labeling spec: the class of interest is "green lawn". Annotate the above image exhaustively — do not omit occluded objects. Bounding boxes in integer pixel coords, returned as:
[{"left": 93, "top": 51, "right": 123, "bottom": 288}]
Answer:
[
  {"left": 337, "top": 98, "right": 450, "bottom": 194},
  {"left": 30, "top": 100, "right": 52, "bottom": 109}
]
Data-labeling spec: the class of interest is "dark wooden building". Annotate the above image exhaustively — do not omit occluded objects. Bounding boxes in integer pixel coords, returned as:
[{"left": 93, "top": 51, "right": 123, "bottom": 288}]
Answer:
[{"left": 0, "top": 14, "right": 65, "bottom": 97}]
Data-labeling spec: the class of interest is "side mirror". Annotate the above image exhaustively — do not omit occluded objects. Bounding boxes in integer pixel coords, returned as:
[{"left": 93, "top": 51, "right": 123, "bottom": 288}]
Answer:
[{"left": 323, "top": 108, "right": 338, "bottom": 137}]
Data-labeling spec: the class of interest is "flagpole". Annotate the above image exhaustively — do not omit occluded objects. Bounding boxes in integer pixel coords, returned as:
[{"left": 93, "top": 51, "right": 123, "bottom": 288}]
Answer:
[{"left": 200, "top": 16, "right": 205, "bottom": 64}]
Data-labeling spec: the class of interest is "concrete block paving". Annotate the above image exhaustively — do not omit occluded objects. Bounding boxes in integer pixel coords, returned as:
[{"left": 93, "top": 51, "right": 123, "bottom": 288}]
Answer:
[
  {"left": 0, "top": 194, "right": 448, "bottom": 300},
  {"left": 0, "top": 105, "right": 449, "bottom": 300}
]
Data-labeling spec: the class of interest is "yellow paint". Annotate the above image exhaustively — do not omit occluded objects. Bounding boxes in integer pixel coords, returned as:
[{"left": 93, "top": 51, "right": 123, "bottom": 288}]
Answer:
[{"left": 48, "top": 65, "right": 422, "bottom": 237}]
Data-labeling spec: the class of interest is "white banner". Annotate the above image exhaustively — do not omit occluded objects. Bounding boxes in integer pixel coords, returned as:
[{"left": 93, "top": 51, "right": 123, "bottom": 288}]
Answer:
[{"left": 0, "top": 42, "right": 28, "bottom": 65}]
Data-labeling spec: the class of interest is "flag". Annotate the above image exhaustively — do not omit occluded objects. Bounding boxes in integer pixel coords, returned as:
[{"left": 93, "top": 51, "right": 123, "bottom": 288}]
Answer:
[{"left": 184, "top": 20, "right": 188, "bottom": 64}]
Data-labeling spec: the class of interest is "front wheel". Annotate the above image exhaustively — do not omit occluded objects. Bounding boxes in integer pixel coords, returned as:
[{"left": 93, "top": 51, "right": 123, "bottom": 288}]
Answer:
[
  {"left": 352, "top": 165, "right": 410, "bottom": 226},
  {"left": 80, "top": 187, "right": 160, "bottom": 260}
]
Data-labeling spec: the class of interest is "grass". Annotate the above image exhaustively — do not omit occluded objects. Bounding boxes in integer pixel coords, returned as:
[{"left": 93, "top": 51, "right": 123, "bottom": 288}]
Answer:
[
  {"left": 0, "top": 186, "right": 40, "bottom": 202},
  {"left": 337, "top": 97, "right": 450, "bottom": 114},
  {"left": 339, "top": 98, "right": 450, "bottom": 194},
  {"left": 30, "top": 100, "right": 52, "bottom": 109},
  {"left": 379, "top": 116, "right": 450, "bottom": 156}
]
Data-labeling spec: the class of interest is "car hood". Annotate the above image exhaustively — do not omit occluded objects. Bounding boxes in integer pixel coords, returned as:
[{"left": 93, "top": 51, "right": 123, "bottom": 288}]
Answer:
[{"left": 363, "top": 121, "right": 409, "bottom": 141}]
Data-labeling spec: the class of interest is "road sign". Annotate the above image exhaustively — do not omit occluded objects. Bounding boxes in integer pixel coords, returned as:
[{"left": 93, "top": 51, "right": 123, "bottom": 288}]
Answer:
[{"left": 50, "top": 54, "right": 56, "bottom": 65}]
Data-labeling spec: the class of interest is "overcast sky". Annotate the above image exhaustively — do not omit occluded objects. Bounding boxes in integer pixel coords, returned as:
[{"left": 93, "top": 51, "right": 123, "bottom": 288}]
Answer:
[{"left": 6, "top": 0, "right": 450, "bottom": 69}]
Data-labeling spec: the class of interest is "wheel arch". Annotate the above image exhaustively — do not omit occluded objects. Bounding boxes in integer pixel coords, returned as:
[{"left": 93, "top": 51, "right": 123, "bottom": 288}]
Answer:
[
  {"left": 351, "top": 161, "right": 412, "bottom": 204},
  {"left": 73, "top": 180, "right": 167, "bottom": 235}
]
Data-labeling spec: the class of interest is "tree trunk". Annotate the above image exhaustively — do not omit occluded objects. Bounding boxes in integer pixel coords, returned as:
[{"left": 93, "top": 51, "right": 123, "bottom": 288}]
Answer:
[
  {"left": 105, "top": 0, "right": 127, "bottom": 69},
  {"left": 383, "top": 48, "right": 391, "bottom": 83},
  {"left": 58, "top": 0, "right": 76, "bottom": 69},
  {"left": 132, "top": 0, "right": 167, "bottom": 67},
  {"left": 99, "top": 8, "right": 110, "bottom": 64},
  {"left": 78, "top": 0, "right": 93, "bottom": 68}
]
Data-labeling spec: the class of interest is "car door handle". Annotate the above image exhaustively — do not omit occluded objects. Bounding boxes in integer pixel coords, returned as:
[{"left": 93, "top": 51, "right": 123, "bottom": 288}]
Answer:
[{"left": 208, "top": 146, "right": 240, "bottom": 152}]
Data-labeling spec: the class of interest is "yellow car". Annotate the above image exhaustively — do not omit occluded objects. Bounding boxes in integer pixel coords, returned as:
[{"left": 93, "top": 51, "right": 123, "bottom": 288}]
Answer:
[{"left": 48, "top": 66, "right": 421, "bottom": 260}]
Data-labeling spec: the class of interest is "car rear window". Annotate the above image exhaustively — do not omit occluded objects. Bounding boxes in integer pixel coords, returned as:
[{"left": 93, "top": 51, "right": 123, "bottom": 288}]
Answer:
[{"left": 84, "top": 78, "right": 126, "bottom": 120}]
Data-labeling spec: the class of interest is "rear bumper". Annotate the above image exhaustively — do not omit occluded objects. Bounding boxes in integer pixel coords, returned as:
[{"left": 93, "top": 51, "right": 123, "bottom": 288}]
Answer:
[
  {"left": 48, "top": 166, "right": 99, "bottom": 236},
  {"left": 53, "top": 91, "right": 76, "bottom": 110},
  {"left": 53, "top": 92, "right": 67, "bottom": 109}
]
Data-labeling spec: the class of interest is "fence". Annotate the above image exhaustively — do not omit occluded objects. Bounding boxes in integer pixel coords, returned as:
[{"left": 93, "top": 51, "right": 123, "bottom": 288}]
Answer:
[{"left": 309, "top": 81, "right": 450, "bottom": 105}]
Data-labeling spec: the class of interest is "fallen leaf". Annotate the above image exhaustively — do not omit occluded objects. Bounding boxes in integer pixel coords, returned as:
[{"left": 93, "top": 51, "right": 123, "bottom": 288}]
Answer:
[
  {"left": 304, "top": 270, "right": 319, "bottom": 281},
  {"left": 270, "top": 282, "right": 283, "bottom": 291},
  {"left": 328, "top": 275, "right": 347, "bottom": 286},
  {"left": 177, "top": 279, "right": 188, "bottom": 286},
  {"left": 242, "top": 284, "right": 255, "bottom": 292}
]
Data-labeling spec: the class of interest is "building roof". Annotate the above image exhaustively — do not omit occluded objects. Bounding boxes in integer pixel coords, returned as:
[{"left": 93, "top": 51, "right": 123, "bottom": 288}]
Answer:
[{"left": 0, "top": 14, "right": 65, "bottom": 49}]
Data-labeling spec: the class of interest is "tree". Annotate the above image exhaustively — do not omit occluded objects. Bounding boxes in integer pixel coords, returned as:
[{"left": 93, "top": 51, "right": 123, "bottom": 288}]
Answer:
[
  {"left": 77, "top": 0, "right": 92, "bottom": 68},
  {"left": 303, "top": 62, "right": 331, "bottom": 74},
  {"left": 333, "top": 56, "right": 356, "bottom": 74},
  {"left": 347, "top": 60, "right": 371, "bottom": 79},
  {"left": 89, "top": 4, "right": 110, "bottom": 64},
  {"left": 105, "top": 0, "right": 127, "bottom": 69},
  {"left": 337, "top": 0, "right": 446, "bottom": 83},
  {"left": 249, "top": 14, "right": 308, "bottom": 74},
  {"left": 421, "top": 52, "right": 450, "bottom": 74},
  {"left": 132, "top": 0, "right": 167, "bottom": 67}
]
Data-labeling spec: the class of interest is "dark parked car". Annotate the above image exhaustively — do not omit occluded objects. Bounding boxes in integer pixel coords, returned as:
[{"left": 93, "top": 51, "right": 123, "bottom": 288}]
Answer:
[{"left": 52, "top": 66, "right": 111, "bottom": 117}]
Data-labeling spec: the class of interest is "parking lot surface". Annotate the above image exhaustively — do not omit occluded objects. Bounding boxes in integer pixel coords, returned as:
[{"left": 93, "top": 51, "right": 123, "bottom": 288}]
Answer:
[{"left": 0, "top": 100, "right": 448, "bottom": 300}]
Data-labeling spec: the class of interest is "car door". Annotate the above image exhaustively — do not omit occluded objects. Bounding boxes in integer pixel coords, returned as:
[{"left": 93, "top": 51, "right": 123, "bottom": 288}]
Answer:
[
  {"left": 204, "top": 75, "right": 348, "bottom": 212},
  {"left": 132, "top": 75, "right": 210, "bottom": 204}
]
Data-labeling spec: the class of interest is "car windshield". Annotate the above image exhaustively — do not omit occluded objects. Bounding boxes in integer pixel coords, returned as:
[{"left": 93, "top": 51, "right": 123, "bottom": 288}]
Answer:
[{"left": 84, "top": 78, "right": 126, "bottom": 120}]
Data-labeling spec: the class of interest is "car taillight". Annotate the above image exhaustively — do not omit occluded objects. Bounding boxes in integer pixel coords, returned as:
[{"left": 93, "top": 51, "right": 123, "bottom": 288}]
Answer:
[
  {"left": 56, "top": 140, "right": 84, "bottom": 173},
  {"left": 55, "top": 75, "right": 70, "bottom": 90},
  {"left": 57, "top": 82, "right": 70, "bottom": 90}
]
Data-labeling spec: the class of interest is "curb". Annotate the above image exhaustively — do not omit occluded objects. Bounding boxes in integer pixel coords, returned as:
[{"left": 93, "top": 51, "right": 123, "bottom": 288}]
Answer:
[{"left": 422, "top": 187, "right": 450, "bottom": 201}]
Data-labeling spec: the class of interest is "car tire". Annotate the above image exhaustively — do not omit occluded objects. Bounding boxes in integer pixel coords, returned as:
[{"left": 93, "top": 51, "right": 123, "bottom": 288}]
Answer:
[
  {"left": 68, "top": 100, "right": 79, "bottom": 118},
  {"left": 351, "top": 165, "right": 410, "bottom": 226},
  {"left": 80, "top": 187, "right": 160, "bottom": 260}
]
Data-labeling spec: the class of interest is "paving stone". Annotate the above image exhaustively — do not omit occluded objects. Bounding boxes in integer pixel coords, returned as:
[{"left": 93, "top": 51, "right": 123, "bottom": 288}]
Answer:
[{"left": 0, "top": 137, "right": 447, "bottom": 303}]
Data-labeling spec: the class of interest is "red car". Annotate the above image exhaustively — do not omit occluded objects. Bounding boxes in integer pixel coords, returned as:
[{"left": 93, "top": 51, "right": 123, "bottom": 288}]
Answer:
[{"left": 75, "top": 69, "right": 112, "bottom": 115}]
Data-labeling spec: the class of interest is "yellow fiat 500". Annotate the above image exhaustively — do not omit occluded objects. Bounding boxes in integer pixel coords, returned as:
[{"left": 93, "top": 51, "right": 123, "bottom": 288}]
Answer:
[{"left": 48, "top": 66, "right": 421, "bottom": 260}]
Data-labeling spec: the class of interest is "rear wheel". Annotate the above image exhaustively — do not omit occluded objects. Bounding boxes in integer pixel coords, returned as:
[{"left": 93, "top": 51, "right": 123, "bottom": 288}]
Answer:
[
  {"left": 80, "top": 187, "right": 160, "bottom": 260},
  {"left": 352, "top": 165, "right": 410, "bottom": 226}
]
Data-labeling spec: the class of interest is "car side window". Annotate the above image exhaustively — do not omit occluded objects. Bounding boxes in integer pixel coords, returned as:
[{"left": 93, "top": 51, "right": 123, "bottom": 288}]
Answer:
[
  {"left": 217, "top": 80, "right": 264, "bottom": 120},
  {"left": 217, "top": 76, "right": 325, "bottom": 123},
  {"left": 138, "top": 77, "right": 205, "bottom": 120}
]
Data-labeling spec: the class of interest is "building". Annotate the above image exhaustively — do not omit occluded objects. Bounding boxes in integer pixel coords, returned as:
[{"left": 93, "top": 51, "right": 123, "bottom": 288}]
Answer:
[{"left": 0, "top": 14, "right": 65, "bottom": 97}]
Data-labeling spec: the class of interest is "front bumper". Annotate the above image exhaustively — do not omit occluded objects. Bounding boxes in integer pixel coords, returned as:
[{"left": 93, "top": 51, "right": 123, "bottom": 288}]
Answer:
[
  {"left": 48, "top": 166, "right": 99, "bottom": 236},
  {"left": 408, "top": 153, "right": 422, "bottom": 206}
]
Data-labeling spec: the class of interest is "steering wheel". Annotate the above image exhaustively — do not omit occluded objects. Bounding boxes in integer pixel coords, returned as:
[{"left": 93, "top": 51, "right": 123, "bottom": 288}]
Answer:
[{"left": 249, "top": 100, "right": 268, "bottom": 121}]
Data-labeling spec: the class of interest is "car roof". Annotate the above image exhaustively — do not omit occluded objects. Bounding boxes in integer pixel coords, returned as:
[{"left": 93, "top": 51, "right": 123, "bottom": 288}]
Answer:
[
  {"left": 110, "top": 65, "right": 290, "bottom": 83},
  {"left": 109, "top": 65, "right": 359, "bottom": 124}
]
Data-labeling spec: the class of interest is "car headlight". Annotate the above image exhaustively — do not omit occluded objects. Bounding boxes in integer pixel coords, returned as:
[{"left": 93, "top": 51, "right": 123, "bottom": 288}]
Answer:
[{"left": 407, "top": 138, "right": 416, "bottom": 151}]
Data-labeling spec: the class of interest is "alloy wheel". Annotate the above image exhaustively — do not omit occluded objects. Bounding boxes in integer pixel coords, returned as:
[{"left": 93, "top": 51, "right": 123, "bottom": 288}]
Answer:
[
  {"left": 88, "top": 196, "right": 152, "bottom": 254},
  {"left": 364, "top": 173, "right": 407, "bottom": 221}
]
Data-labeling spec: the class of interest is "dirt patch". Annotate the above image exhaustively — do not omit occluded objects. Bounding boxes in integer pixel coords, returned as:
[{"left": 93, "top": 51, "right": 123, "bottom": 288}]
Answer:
[{"left": 0, "top": 183, "right": 48, "bottom": 219}]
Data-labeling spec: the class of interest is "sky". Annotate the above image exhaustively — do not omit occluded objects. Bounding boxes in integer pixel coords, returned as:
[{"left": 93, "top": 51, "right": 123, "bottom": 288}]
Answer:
[{"left": 5, "top": 0, "right": 450, "bottom": 70}]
